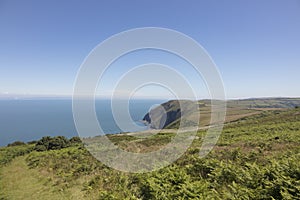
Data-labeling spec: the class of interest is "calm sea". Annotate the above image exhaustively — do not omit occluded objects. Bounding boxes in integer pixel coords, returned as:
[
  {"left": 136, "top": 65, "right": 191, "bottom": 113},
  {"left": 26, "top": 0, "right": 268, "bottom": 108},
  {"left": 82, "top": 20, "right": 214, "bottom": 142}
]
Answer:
[{"left": 0, "top": 99, "right": 165, "bottom": 146}]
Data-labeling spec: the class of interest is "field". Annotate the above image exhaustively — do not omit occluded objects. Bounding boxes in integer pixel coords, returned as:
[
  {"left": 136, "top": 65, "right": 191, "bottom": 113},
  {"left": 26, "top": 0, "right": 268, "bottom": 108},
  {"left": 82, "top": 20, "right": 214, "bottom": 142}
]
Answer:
[{"left": 0, "top": 106, "right": 300, "bottom": 199}]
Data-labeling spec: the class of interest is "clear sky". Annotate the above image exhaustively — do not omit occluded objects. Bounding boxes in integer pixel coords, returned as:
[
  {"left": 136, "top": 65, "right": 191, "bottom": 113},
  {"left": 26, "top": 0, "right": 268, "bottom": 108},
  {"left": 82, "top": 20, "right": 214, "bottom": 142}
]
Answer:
[{"left": 0, "top": 0, "right": 300, "bottom": 99}]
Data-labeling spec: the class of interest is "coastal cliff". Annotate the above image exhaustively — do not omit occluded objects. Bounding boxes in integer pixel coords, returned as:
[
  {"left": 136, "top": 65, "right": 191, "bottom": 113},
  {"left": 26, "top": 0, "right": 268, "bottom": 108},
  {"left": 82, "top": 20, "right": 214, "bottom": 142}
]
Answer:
[
  {"left": 142, "top": 98, "right": 300, "bottom": 130},
  {"left": 143, "top": 100, "right": 199, "bottom": 129}
]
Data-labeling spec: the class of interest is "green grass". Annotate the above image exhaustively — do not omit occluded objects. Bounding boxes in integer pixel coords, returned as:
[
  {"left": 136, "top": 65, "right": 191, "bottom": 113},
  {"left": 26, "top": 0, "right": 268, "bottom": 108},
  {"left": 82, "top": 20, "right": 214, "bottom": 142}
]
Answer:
[
  {"left": 0, "top": 108, "right": 300, "bottom": 199},
  {"left": 0, "top": 156, "right": 86, "bottom": 200}
]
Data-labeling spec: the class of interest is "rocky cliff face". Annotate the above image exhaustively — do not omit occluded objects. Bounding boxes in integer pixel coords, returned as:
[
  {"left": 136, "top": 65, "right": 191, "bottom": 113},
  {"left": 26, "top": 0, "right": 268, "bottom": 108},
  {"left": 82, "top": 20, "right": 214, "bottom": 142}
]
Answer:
[{"left": 143, "top": 100, "right": 197, "bottom": 129}]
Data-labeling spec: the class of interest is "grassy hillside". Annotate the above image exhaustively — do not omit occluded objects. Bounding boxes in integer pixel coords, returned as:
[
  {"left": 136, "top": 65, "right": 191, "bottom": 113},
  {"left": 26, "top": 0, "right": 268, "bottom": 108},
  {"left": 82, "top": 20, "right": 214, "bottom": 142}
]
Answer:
[
  {"left": 145, "top": 98, "right": 300, "bottom": 129},
  {"left": 1, "top": 107, "right": 300, "bottom": 199}
]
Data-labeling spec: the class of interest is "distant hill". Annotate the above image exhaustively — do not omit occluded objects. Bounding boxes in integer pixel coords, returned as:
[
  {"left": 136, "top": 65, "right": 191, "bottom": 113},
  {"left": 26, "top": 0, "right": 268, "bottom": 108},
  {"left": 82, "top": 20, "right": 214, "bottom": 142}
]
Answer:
[
  {"left": 143, "top": 98, "right": 300, "bottom": 129},
  {"left": 226, "top": 97, "right": 300, "bottom": 108}
]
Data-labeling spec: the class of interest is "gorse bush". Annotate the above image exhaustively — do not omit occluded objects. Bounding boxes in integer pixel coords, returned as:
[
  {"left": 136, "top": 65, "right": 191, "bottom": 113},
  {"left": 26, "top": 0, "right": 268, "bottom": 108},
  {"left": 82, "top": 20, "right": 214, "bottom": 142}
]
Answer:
[
  {"left": 34, "top": 136, "right": 69, "bottom": 151},
  {"left": 7, "top": 141, "right": 26, "bottom": 147},
  {"left": 34, "top": 136, "right": 82, "bottom": 151}
]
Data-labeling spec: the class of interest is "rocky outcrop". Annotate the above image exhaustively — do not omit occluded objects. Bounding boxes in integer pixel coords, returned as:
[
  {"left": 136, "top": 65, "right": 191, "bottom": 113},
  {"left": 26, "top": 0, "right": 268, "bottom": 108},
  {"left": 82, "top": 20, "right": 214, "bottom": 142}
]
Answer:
[{"left": 143, "top": 100, "right": 197, "bottom": 129}]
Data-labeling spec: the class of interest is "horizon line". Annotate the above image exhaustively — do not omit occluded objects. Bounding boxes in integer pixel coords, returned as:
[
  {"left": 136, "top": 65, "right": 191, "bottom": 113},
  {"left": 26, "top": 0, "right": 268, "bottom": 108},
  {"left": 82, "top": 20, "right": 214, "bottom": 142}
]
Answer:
[{"left": 0, "top": 94, "right": 300, "bottom": 101}]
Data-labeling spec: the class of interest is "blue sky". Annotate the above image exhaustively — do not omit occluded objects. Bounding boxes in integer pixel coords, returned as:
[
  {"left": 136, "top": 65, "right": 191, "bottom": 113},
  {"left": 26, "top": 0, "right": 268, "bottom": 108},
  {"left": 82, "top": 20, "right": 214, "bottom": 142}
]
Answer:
[{"left": 0, "top": 0, "right": 299, "bottom": 99}]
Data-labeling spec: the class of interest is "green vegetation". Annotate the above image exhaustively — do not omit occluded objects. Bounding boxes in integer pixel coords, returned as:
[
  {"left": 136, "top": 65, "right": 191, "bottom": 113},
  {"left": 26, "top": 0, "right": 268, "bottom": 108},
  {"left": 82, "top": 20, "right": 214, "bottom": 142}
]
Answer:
[
  {"left": 1, "top": 107, "right": 300, "bottom": 199},
  {"left": 34, "top": 136, "right": 81, "bottom": 151},
  {"left": 0, "top": 144, "right": 34, "bottom": 166},
  {"left": 7, "top": 141, "right": 26, "bottom": 147}
]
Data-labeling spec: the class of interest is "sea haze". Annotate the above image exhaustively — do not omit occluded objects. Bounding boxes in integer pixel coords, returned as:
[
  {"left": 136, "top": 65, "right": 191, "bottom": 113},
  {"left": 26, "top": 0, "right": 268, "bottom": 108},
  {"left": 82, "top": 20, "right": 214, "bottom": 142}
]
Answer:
[{"left": 0, "top": 99, "right": 165, "bottom": 146}]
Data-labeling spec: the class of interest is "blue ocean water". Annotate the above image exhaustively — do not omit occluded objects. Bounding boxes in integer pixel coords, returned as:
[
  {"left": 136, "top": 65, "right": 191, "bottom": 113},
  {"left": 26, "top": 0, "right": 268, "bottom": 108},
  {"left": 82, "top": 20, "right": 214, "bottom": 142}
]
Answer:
[{"left": 0, "top": 99, "right": 165, "bottom": 146}]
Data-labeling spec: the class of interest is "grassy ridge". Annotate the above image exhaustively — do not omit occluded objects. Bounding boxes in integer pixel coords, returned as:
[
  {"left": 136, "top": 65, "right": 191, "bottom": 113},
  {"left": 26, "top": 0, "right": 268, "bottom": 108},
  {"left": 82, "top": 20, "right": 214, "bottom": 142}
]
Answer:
[
  {"left": 0, "top": 108, "right": 300, "bottom": 199},
  {"left": 159, "top": 98, "right": 300, "bottom": 129}
]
